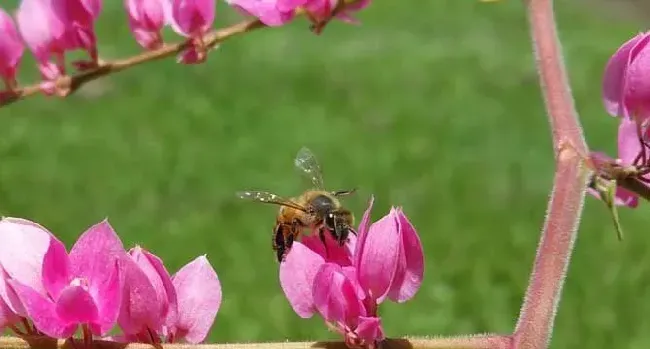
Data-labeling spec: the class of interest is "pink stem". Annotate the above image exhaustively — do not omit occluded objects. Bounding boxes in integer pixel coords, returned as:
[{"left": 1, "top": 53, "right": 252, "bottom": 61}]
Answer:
[{"left": 513, "top": 0, "right": 590, "bottom": 348}]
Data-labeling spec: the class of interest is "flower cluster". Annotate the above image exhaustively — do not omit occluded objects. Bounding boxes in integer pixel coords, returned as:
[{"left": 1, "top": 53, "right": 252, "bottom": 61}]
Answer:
[
  {"left": 279, "top": 197, "right": 424, "bottom": 349},
  {"left": 591, "top": 31, "right": 650, "bottom": 207},
  {"left": 0, "top": 218, "right": 222, "bottom": 345},
  {"left": 0, "top": 0, "right": 371, "bottom": 97}
]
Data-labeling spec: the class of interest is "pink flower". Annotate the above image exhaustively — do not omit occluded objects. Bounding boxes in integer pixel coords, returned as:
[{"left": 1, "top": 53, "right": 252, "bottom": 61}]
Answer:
[
  {"left": 225, "top": 0, "right": 295, "bottom": 26},
  {"left": 0, "top": 218, "right": 54, "bottom": 318},
  {"left": 118, "top": 246, "right": 178, "bottom": 342},
  {"left": 279, "top": 197, "right": 424, "bottom": 347},
  {"left": 603, "top": 31, "right": 650, "bottom": 121},
  {"left": 166, "top": 255, "right": 222, "bottom": 344},
  {"left": 124, "top": 0, "right": 167, "bottom": 49},
  {"left": 169, "top": 0, "right": 215, "bottom": 64},
  {"left": 57, "top": 0, "right": 102, "bottom": 69},
  {"left": 8, "top": 220, "right": 124, "bottom": 339},
  {"left": 15, "top": 0, "right": 70, "bottom": 86},
  {"left": 589, "top": 117, "right": 650, "bottom": 208},
  {"left": 354, "top": 198, "right": 424, "bottom": 304},
  {"left": 0, "top": 9, "right": 24, "bottom": 91}
]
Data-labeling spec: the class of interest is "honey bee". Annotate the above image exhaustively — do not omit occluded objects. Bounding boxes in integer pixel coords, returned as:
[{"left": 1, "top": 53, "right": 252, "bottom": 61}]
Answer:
[{"left": 237, "top": 147, "right": 357, "bottom": 262}]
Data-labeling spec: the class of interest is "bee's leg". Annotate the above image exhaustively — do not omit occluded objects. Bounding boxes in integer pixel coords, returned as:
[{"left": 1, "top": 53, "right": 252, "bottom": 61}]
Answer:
[{"left": 273, "top": 224, "right": 287, "bottom": 263}]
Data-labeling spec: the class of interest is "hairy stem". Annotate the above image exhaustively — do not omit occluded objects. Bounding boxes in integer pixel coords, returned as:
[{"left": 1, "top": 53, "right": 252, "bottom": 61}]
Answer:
[
  {"left": 0, "top": 336, "right": 512, "bottom": 349},
  {"left": 514, "top": 0, "right": 591, "bottom": 348}
]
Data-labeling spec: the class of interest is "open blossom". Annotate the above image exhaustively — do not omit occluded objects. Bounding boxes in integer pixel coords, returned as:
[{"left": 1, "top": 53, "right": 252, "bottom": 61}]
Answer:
[
  {"left": 169, "top": 0, "right": 216, "bottom": 64},
  {"left": 118, "top": 248, "right": 222, "bottom": 344},
  {"left": 589, "top": 117, "right": 650, "bottom": 208},
  {"left": 124, "top": 0, "right": 167, "bottom": 50},
  {"left": 9, "top": 220, "right": 124, "bottom": 338},
  {"left": 0, "top": 8, "right": 24, "bottom": 90},
  {"left": 280, "top": 197, "right": 424, "bottom": 348},
  {"left": 603, "top": 31, "right": 650, "bottom": 122}
]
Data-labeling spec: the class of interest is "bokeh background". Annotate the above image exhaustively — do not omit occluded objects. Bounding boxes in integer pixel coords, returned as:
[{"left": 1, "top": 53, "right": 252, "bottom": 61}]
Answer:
[{"left": 2, "top": 0, "right": 650, "bottom": 348}]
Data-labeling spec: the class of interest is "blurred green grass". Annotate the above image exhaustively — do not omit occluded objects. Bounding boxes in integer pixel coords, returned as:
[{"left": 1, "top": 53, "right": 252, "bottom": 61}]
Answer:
[{"left": 1, "top": 0, "right": 650, "bottom": 348}]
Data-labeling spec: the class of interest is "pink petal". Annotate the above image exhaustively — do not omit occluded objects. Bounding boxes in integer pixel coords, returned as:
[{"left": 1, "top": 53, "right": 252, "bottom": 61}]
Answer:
[
  {"left": 279, "top": 242, "right": 325, "bottom": 318},
  {"left": 617, "top": 116, "right": 642, "bottom": 164},
  {"left": 353, "top": 196, "right": 375, "bottom": 269},
  {"left": 117, "top": 255, "right": 163, "bottom": 335},
  {"left": 15, "top": 0, "right": 67, "bottom": 59},
  {"left": 170, "top": 0, "right": 215, "bottom": 37},
  {"left": 312, "top": 263, "right": 363, "bottom": 324},
  {"left": 69, "top": 219, "right": 126, "bottom": 295},
  {"left": 386, "top": 208, "right": 424, "bottom": 303},
  {"left": 172, "top": 255, "right": 221, "bottom": 344},
  {"left": 55, "top": 285, "right": 99, "bottom": 325},
  {"left": 301, "top": 233, "right": 353, "bottom": 266},
  {"left": 354, "top": 316, "right": 384, "bottom": 344},
  {"left": 602, "top": 32, "right": 648, "bottom": 117},
  {"left": 0, "top": 270, "right": 18, "bottom": 330},
  {"left": 136, "top": 248, "right": 178, "bottom": 329},
  {"left": 93, "top": 260, "right": 122, "bottom": 335},
  {"left": 125, "top": 0, "right": 165, "bottom": 31},
  {"left": 0, "top": 218, "right": 53, "bottom": 314},
  {"left": 0, "top": 9, "right": 24, "bottom": 81},
  {"left": 276, "top": 0, "right": 308, "bottom": 12},
  {"left": 355, "top": 209, "right": 401, "bottom": 303},
  {"left": 42, "top": 237, "right": 72, "bottom": 301},
  {"left": 0, "top": 296, "right": 18, "bottom": 330},
  {"left": 8, "top": 280, "right": 76, "bottom": 338},
  {"left": 227, "top": 0, "right": 295, "bottom": 26}
]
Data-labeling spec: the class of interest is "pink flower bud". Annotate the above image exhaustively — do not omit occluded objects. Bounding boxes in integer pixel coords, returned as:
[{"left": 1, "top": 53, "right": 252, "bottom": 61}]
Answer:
[
  {"left": 124, "top": 0, "right": 166, "bottom": 49},
  {"left": 603, "top": 32, "right": 650, "bottom": 121},
  {"left": 0, "top": 9, "right": 24, "bottom": 90}
]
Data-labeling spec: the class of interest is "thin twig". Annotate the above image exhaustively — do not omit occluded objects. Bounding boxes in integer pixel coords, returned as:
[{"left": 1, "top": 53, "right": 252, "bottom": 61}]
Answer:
[
  {"left": 0, "top": 335, "right": 512, "bottom": 349},
  {"left": 514, "top": 0, "right": 591, "bottom": 348},
  {"left": 0, "top": 19, "right": 265, "bottom": 108}
]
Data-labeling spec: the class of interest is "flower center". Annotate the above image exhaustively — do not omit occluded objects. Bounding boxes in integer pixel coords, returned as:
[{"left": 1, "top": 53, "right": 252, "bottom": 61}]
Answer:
[{"left": 69, "top": 277, "right": 90, "bottom": 290}]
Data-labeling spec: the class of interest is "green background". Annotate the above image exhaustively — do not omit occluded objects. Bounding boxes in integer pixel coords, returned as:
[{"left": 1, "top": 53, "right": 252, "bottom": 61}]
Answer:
[{"left": 2, "top": 0, "right": 650, "bottom": 348}]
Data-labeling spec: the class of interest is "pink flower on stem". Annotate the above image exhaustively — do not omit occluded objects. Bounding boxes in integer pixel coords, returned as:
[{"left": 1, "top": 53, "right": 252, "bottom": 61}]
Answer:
[
  {"left": 124, "top": 0, "right": 167, "bottom": 50},
  {"left": 169, "top": 0, "right": 216, "bottom": 64},
  {"left": 117, "top": 252, "right": 222, "bottom": 344},
  {"left": 8, "top": 220, "right": 124, "bottom": 339},
  {"left": 118, "top": 246, "right": 178, "bottom": 343},
  {"left": 0, "top": 8, "right": 24, "bottom": 92},
  {"left": 589, "top": 117, "right": 650, "bottom": 208},
  {"left": 57, "top": 0, "right": 103, "bottom": 70},
  {"left": 280, "top": 197, "right": 424, "bottom": 348},
  {"left": 15, "top": 0, "right": 71, "bottom": 94},
  {"left": 603, "top": 31, "right": 650, "bottom": 122},
  {"left": 225, "top": 0, "right": 295, "bottom": 27}
]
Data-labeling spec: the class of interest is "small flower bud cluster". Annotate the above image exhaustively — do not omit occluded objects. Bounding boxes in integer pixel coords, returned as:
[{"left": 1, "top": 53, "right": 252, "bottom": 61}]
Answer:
[
  {"left": 0, "top": 218, "right": 222, "bottom": 346},
  {"left": 0, "top": 0, "right": 370, "bottom": 99}
]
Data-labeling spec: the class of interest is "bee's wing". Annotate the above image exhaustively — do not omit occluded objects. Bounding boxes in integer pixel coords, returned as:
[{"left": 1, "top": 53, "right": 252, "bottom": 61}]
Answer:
[
  {"left": 294, "top": 147, "right": 325, "bottom": 189},
  {"left": 237, "top": 190, "right": 308, "bottom": 212}
]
